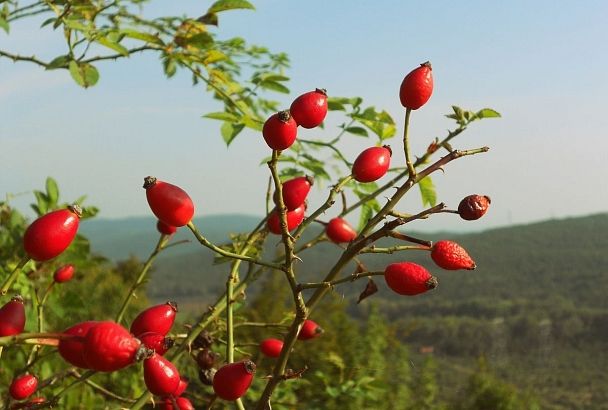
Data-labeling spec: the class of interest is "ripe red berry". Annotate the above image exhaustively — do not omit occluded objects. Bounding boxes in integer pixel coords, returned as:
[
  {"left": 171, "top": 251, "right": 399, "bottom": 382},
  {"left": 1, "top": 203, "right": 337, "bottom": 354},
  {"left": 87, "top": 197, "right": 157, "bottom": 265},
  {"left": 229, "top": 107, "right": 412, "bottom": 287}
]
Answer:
[
  {"left": 138, "top": 332, "right": 174, "bottom": 356},
  {"left": 298, "top": 319, "right": 323, "bottom": 340},
  {"left": 458, "top": 195, "right": 491, "bottom": 221},
  {"left": 9, "top": 374, "right": 38, "bottom": 401},
  {"left": 399, "top": 61, "right": 433, "bottom": 110},
  {"left": 275, "top": 176, "right": 313, "bottom": 211},
  {"left": 162, "top": 397, "right": 194, "bottom": 410},
  {"left": 130, "top": 301, "right": 178, "bottom": 337},
  {"left": 352, "top": 146, "right": 392, "bottom": 183},
  {"left": 83, "top": 321, "right": 141, "bottom": 372},
  {"left": 384, "top": 262, "right": 438, "bottom": 296},
  {"left": 144, "top": 177, "right": 194, "bottom": 227},
  {"left": 174, "top": 377, "right": 189, "bottom": 397},
  {"left": 262, "top": 110, "right": 298, "bottom": 150},
  {"left": 58, "top": 321, "right": 97, "bottom": 368},
  {"left": 53, "top": 264, "right": 75, "bottom": 283},
  {"left": 290, "top": 88, "right": 328, "bottom": 128},
  {"left": 0, "top": 295, "right": 26, "bottom": 336},
  {"left": 213, "top": 360, "right": 256, "bottom": 401},
  {"left": 157, "top": 220, "right": 178, "bottom": 235},
  {"left": 431, "top": 240, "right": 476, "bottom": 270},
  {"left": 325, "top": 217, "right": 357, "bottom": 243},
  {"left": 23, "top": 205, "right": 81, "bottom": 261},
  {"left": 144, "top": 353, "right": 181, "bottom": 396},
  {"left": 260, "top": 338, "right": 283, "bottom": 358},
  {"left": 267, "top": 203, "right": 306, "bottom": 235}
]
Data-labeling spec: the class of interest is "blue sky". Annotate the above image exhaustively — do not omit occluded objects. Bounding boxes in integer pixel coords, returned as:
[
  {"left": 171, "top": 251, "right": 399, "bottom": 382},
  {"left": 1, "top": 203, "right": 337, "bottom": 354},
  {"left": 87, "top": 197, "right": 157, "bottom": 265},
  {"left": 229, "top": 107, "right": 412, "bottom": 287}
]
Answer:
[{"left": 2, "top": 1, "right": 607, "bottom": 232}]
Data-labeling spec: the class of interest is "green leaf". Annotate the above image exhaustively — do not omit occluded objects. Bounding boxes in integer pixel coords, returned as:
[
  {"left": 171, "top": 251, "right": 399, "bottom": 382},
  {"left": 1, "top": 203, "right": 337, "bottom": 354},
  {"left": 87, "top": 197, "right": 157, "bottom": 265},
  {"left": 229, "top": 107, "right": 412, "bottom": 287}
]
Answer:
[
  {"left": 163, "top": 57, "right": 177, "bottom": 78},
  {"left": 40, "top": 17, "right": 56, "bottom": 28},
  {"left": 197, "top": 13, "right": 219, "bottom": 26},
  {"left": 208, "top": 0, "right": 255, "bottom": 14},
  {"left": 203, "top": 112, "right": 239, "bottom": 122},
  {"left": 327, "top": 100, "right": 346, "bottom": 111},
  {"left": 418, "top": 176, "right": 437, "bottom": 207},
  {"left": 241, "top": 115, "right": 263, "bottom": 131},
  {"left": 358, "top": 203, "right": 374, "bottom": 231},
  {"left": 46, "top": 55, "right": 70, "bottom": 70},
  {"left": 120, "top": 29, "right": 164, "bottom": 45},
  {"left": 33, "top": 191, "right": 49, "bottom": 216},
  {"left": 185, "top": 32, "right": 214, "bottom": 49},
  {"left": 259, "top": 80, "right": 289, "bottom": 94},
  {"left": 68, "top": 61, "right": 99, "bottom": 88},
  {"left": 63, "top": 19, "right": 89, "bottom": 32},
  {"left": 0, "top": 16, "right": 8, "bottom": 34},
  {"left": 45, "top": 177, "right": 59, "bottom": 206},
  {"left": 345, "top": 126, "right": 369, "bottom": 137},
  {"left": 97, "top": 37, "right": 129, "bottom": 56},
  {"left": 221, "top": 121, "right": 244, "bottom": 146},
  {"left": 476, "top": 108, "right": 501, "bottom": 119}
]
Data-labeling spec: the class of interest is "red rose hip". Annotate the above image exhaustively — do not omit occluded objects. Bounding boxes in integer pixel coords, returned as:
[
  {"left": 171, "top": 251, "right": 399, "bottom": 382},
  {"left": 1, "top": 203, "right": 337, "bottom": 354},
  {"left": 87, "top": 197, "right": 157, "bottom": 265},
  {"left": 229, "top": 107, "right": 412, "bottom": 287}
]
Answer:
[
  {"left": 162, "top": 397, "right": 194, "bottom": 410},
  {"left": 213, "top": 360, "right": 256, "bottom": 401},
  {"left": 9, "top": 374, "right": 38, "bottom": 401},
  {"left": 325, "top": 217, "right": 357, "bottom": 243},
  {"left": 130, "top": 301, "right": 178, "bottom": 337},
  {"left": 143, "top": 353, "right": 181, "bottom": 396},
  {"left": 260, "top": 338, "right": 284, "bottom": 358},
  {"left": 157, "top": 220, "right": 178, "bottom": 235},
  {"left": 384, "top": 262, "right": 438, "bottom": 296},
  {"left": 431, "top": 240, "right": 476, "bottom": 270},
  {"left": 275, "top": 175, "right": 313, "bottom": 211},
  {"left": 399, "top": 61, "right": 433, "bottom": 110},
  {"left": 23, "top": 205, "right": 81, "bottom": 261},
  {"left": 298, "top": 319, "right": 323, "bottom": 340},
  {"left": 144, "top": 177, "right": 194, "bottom": 227},
  {"left": 290, "top": 88, "right": 328, "bottom": 128},
  {"left": 0, "top": 295, "right": 26, "bottom": 336},
  {"left": 138, "top": 332, "right": 174, "bottom": 356},
  {"left": 262, "top": 110, "right": 298, "bottom": 150},
  {"left": 58, "top": 321, "right": 98, "bottom": 368},
  {"left": 267, "top": 203, "right": 306, "bottom": 234},
  {"left": 83, "top": 321, "right": 141, "bottom": 372},
  {"left": 352, "top": 146, "right": 392, "bottom": 183},
  {"left": 458, "top": 195, "right": 491, "bottom": 221},
  {"left": 53, "top": 264, "right": 75, "bottom": 283}
]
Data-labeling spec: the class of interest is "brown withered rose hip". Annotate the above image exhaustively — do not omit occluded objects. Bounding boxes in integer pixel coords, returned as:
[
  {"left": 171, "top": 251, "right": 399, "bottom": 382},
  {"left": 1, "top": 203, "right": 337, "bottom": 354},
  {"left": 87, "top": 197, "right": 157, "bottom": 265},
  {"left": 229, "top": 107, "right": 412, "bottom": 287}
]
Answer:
[
  {"left": 458, "top": 194, "right": 491, "bottom": 221},
  {"left": 191, "top": 330, "right": 214, "bottom": 350},
  {"left": 195, "top": 348, "right": 219, "bottom": 370},
  {"left": 198, "top": 367, "right": 216, "bottom": 386}
]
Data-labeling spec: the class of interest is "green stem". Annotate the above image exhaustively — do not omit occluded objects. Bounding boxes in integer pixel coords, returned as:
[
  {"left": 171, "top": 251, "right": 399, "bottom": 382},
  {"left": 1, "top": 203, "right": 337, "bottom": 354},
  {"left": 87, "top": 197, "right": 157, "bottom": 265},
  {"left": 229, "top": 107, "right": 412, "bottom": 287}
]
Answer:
[
  {"left": 1, "top": 256, "right": 30, "bottom": 296},
  {"left": 403, "top": 108, "right": 415, "bottom": 177},
  {"left": 297, "top": 271, "right": 384, "bottom": 290}
]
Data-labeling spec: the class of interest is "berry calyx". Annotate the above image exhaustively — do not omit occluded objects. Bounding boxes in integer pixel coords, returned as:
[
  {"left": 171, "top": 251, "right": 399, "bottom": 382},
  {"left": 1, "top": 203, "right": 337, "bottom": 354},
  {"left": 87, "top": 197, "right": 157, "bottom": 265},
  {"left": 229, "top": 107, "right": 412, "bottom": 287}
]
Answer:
[
  {"left": 23, "top": 205, "right": 81, "bottom": 261},
  {"left": 458, "top": 195, "right": 491, "bottom": 221},
  {"left": 9, "top": 374, "right": 38, "bottom": 401},
  {"left": 157, "top": 220, "right": 178, "bottom": 235},
  {"left": 144, "top": 177, "right": 194, "bottom": 227},
  {"left": 143, "top": 352, "right": 181, "bottom": 396},
  {"left": 290, "top": 88, "right": 328, "bottom": 128},
  {"left": 260, "top": 338, "right": 283, "bottom": 358},
  {"left": 431, "top": 240, "right": 476, "bottom": 270},
  {"left": 138, "top": 332, "right": 174, "bottom": 356},
  {"left": 130, "top": 301, "right": 178, "bottom": 337},
  {"left": 275, "top": 175, "right": 313, "bottom": 211},
  {"left": 352, "top": 146, "right": 392, "bottom": 183},
  {"left": 384, "top": 262, "right": 438, "bottom": 296},
  {"left": 267, "top": 203, "right": 306, "bottom": 234},
  {"left": 399, "top": 61, "right": 433, "bottom": 110},
  {"left": 58, "top": 321, "right": 98, "bottom": 368},
  {"left": 212, "top": 360, "right": 256, "bottom": 401},
  {"left": 325, "top": 217, "right": 357, "bottom": 243},
  {"left": 298, "top": 319, "right": 323, "bottom": 340},
  {"left": 262, "top": 110, "right": 298, "bottom": 150},
  {"left": 82, "top": 321, "right": 141, "bottom": 372},
  {"left": 0, "top": 295, "right": 26, "bottom": 337},
  {"left": 53, "top": 264, "right": 75, "bottom": 283}
]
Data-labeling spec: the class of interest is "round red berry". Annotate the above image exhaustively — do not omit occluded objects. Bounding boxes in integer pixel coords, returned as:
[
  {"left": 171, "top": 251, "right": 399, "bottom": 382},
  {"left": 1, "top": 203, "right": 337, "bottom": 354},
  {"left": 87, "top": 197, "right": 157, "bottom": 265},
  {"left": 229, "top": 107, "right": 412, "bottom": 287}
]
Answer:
[
  {"left": 298, "top": 319, "right": 323, "bottom": 340},
  {"left": 0, "top": 295, "right": 26, "bottom": 337},
  {"left": 53, "top": 264, "right": 75, "bottom": 283},
  {"left": 458, "top": 195, "right": 491, "bottom": 221},
  {"left": 144, "top": 177, "right": 194, "bottom": 227},
  {"left": 352, "top": 146, "right": 392, "bottom": 183},
  {"left": 325, "top": 217, "right": 357, "bottom": 243},
  {"left": 9, "top": 374, "right": 38, "bottom": 401},
  {"left": 23, "top": 205, "right": 81, "bottom": 261},
  {"left": 157, "top": 220, "right": 178, "bottom": 235},
  {"left": 290, "top": 88, "right": 328, "bottom": 128},
  {"left": 267, "top": 203, "right": 306, "bottom": 235},
  {"left": 130, "top": 301, "right": 178, "bottom": 337},
  {"left": 431, "top": 240, "right": 476, "bottom": 270},
  {"left": 259, "top": 338, "right": 284, "bottom": 358},
  {"left": 399, "top": 61, "right": 433, "bottom": 110},
  {"left": 213, "top": 360, "right": 256, "bottom": 401},
  {"left": 262, "top": 110, "right": 298, "bottom": 150},
  {"left": 275, "top": 175, "right": 313, "bottom": 211},
  {"left": 384, "top": 262, "right": 438, "bottom": 296}
]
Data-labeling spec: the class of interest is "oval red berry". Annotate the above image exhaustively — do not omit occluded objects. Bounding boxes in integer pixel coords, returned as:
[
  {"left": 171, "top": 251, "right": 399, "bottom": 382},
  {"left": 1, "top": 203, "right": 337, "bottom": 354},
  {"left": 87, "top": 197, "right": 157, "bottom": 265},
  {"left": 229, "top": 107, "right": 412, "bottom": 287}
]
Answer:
[
  {"left": 144, "top": 177, "right": 194, "bottom": 227},
  {"left": 267, "top": 204, "right": 306, "bottom": 235},
  {"left": 458, "top": 195, "right": 491, "bottom": 221},
  {"left": 290, "top": 88, "right": 328, "bottom": 128},
  {"left": 83, "top": 321, "right": 141, "bottom": 372},
  {"left": 399, "top": 61, "right": 433, "bottom": 110},
  {"left": 275, "top": 175, "right": 313, "bottom": 211},
  {"left": 352, "top": 146, "right": 392, "bottom": 183},
  {"left": 263, "top": 110, "right": 298, "bottom": 150},
  {"left": 431, "top": 240, "right": 476, "bottom": 270},
  {"left": 298, "top": 319, "right": 323, "bottom": 340},
  {"left": 0, "top": 295, "right": 26, "bottom": 337},
  {"left": 138, "top": 332, "right": 174, "bottom": 356},
  {"left": 384, "top": 262, "right": 438, "bottom": 296},
  {"left": 213, "top": 360, "right": 256, "bottom": 401},
  {"left": 157, "top": 220, "right": 178, "bottom": 235},
  {"left": 162, "top": 397, "right": 194, "bottom": 410},
  {"left": 144, "top": 353, "right": 181, "bottom": 396},
  {"left": 325, "top": 217, "right": 357, "bottom": 243},
  {"left": 9, "top": 374, "right": 38, "bottom": 401},
  {"left": 58, "top": 321, "right": 98, "bottom": 368},
  {"left": 260, "top": 338, "right": 284, "bottom": 358},
  {"left": 23, "top": 206, "right": 80, "bottom": 261},
  {"left": 130, "top": 301, "right": 178, "bottom": 337},
  {"left": 53, "top": 264, "right": 75, "bottom": 283}
]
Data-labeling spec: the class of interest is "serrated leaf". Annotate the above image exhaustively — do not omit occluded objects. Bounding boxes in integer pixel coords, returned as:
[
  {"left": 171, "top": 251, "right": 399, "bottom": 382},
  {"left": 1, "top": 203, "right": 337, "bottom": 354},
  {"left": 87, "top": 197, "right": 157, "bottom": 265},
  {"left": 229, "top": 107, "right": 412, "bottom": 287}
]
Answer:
[
  {"left": 97, "top": 37, "right": 129, "bottom": 56},
  {"left": 203, "top": 112, "right": 239, "bottom": 122},
  {"left": 477, "top": 108, "right": 501, "bottom": 119},
  {"left": 0, "top": 16, "right": 9, "bottom": 33},
  {"left": 345, "top": 126, "right": 368, "bottom": 137},
  {"left": 45, "top": 177, "right": 59, "bottom": 206},
  {"left": 68, "top": 61, "right": 99, "bottom": 88},
  {"left": 208, "top": 0, "right": 255, "bottom": 14},
  {"left": 46, "top": 55, "right": 70, "bottom": 70},
  {"left": 418, "top": 176, "right": 437, "bottom": 207},
  {"left": 221, "top": 121, "right": 244, "bottom": 146},
  {"left": 120, "top": 29, "right": 164, "bottom": 45}
]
